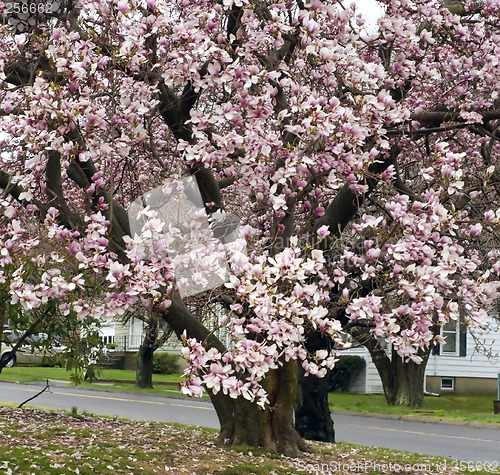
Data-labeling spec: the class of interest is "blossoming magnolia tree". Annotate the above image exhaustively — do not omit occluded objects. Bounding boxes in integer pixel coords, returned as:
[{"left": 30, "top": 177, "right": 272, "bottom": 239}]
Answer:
[{"left": 0, "top": 0, "right": 499, "bottom": 455}]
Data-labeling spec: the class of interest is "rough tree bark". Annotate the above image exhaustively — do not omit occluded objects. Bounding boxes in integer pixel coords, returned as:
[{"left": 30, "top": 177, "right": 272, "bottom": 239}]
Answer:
[
  {"left": 135, "top": 317, "right": 160, "bottom": 389},
  {"left": 163, "top": 295, "right": 310, "bottom": 456},
  {"left": 136, "top": 316, "right": 172, "bottom": 389},
  {"left": 214, "top": 359, "right": 309, "bottom": 456},
  {"left": 295, "top": 332, "right": 335, "bottom": 442},
  {"left": 384, "top": 352, "right": 429, "bottom": 407},
  {"left": 352, "top": 327, "right": 434, "bottom": 407},
  {"left": 371, "top": 345, "right": 432, "bottom": 407},
  {"left": 136, "top": 338, "right": 156, "bottom": 389}
]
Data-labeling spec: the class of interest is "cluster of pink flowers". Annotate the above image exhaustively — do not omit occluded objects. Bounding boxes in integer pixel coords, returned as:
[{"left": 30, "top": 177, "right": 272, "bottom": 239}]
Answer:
[{"left": 0, "top": 0, "right": 498, "bottom": 403}]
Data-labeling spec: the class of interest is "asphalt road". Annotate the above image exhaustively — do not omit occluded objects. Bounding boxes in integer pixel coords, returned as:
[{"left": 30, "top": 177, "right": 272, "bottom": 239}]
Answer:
[{"left": 1, "top": 381, "right": 499, "bottom": 464}]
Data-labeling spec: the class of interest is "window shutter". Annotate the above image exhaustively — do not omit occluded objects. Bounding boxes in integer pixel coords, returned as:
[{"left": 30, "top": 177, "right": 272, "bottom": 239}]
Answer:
[{"left": 459, "top": 322, "right": 467, "bottom": 357}]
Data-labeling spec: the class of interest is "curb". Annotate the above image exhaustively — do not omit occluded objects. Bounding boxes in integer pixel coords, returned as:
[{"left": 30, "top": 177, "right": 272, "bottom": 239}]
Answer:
[{"left": 332, "top": 409, "right": 500, "bottom": 430}]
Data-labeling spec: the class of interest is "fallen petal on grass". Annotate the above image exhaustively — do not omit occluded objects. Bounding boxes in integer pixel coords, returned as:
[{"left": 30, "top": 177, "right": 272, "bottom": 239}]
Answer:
[{"left": 1, "top": 406, "right": 493, "bottom": 475}]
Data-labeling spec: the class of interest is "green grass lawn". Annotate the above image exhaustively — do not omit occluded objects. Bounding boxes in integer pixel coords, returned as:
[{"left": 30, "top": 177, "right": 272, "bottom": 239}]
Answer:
[
  {"left": 0, "top": 366, "right": 182, "bottom": 384},
  {"left": 329, "top": 392, "right": 500, "bottom": 425},
  {"left": 5, "top": 405, "right": 488, "bottom": 475}
]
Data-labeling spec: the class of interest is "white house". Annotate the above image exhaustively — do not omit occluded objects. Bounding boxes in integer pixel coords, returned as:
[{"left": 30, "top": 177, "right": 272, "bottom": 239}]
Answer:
[
  {"left": 112, "top": 302, "right": 230, "bottom": 353},
  {"left": 346, "top": 315, "right": 500, "bottom": 395},
  {"left": 99, "top": 320, "right": 116, "bottom": 347},
  {"left": 114, "top": 317, "right": 147, "bottom": 351},
  {"left": 426, "top": 319, "right": 500, "bottom": 394}
]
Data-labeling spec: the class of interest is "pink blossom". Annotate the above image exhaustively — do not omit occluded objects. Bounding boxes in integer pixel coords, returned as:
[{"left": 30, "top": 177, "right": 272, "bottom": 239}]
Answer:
[
  {"left": 316, "top": 225, "right": 330, "bottom": 239},
  {"left": 469, "top": 223, "right": 483, "bottom": 237}
]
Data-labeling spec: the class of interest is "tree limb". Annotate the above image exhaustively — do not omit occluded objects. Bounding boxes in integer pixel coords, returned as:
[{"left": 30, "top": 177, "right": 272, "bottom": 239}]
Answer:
[
  {"left": 410, "top": 109, "right": 500, "bottom": 127},
  {"left": 315, "top": 147, "right": 401, "bottom": 237}
]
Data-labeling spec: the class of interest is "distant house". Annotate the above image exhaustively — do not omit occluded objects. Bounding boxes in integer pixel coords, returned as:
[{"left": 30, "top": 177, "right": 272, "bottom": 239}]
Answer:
[
  {"left": 426, "top": 318, "right": 500, "bottom": 394},
  {"left": 113, "top": 316, "right": 183, "bottom": 353},
  {"left": 99, "top": 316, "right": 184, "bottom": 371},
  {"left": 345, "top": 314, "right": 500, "bottom": 395},
  {"left": 99, "top": 319, "right": 116, "bottom": 348},
  {"left": 114, "top": 317, "right": 144, "bottom": 351},
  {"left": 112, "top": 303, "right": 229, "bottom": 354}
]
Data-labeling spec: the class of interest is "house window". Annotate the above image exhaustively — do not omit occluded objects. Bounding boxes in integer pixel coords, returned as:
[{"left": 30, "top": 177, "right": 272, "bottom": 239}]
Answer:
[
  {"left": 439, "top": 319, "right": 467, "bottom": 357},
  {"left": 441, "top": 320, "right": 459, "bottom": 355},
  {"left": 441, "top": 377, "right": 455, "bottom": 390},
  {"left": 101, "top": 335, "right": 115, "bottom": 345}
]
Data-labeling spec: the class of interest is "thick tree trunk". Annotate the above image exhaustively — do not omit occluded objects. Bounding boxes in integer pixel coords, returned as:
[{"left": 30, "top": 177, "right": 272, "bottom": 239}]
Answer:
[
  {"left": 382, "top": 351, "right": 428, "bottom": 407},
  {"left": 163, "top": 298, "right": 309, "bottom": 455},
  {"left": 369, "top": 343, "right": 431, "bottom": 408},
  {"left": 295, "top": 369, "right": 335, "bottom": 442},
  {"left": 295, "top": 331, "right": 335, "bottom": 442},
  {"left": 350, "top": 326, "right": 433, "bottom": 408},
  {"left": 211, "top": 360, "right": 310, "bottom": 456}
]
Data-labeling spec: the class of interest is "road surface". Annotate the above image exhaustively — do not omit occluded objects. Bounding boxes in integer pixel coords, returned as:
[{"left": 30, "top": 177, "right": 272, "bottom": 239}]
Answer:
[{"left": 1, "top": 381, "right": 499, "bottom": 464}]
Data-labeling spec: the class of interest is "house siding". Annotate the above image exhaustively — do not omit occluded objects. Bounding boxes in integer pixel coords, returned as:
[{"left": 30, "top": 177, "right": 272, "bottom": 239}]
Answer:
[
  {"left": 426, "top": 325, "right": 500, "bottom": 380},
  {"left": 344, "top": 319, "right": 500, "bottom": 395},
  {"left": 425, "top": 376, "right": 498, "bottom": 394},
  {"left": 339, "top": 346, "right": 385, "bottom": 394}
]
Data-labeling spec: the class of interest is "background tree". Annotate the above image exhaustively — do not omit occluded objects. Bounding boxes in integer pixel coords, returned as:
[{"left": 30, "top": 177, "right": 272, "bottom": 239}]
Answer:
[
  {"left": 0, "top": 0, "right": 499, "bottom": 456},
  {"left": 129, "top": 310, "right": 173, "bottom": 388},
  {"left": 0, "top": 212, "right": 103, "bottom": 374}
]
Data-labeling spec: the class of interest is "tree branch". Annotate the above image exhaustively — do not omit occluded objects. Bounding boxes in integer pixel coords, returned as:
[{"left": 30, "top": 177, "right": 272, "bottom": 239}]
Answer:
[
  {"left": 315, "top": 147, "right": 401, "bottom": 237},
  {"left": 410, "top": 109, "right": 500, "bottom": 127},
  {"left": 163, "top": 293, "right": 226, "bottom": 353},
  {"left": 0, "top": 169, "right": 43, "bottom": 210}
]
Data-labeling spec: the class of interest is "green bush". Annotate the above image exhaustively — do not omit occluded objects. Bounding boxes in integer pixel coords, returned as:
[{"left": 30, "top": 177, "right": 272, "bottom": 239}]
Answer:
[
  {"left": 329, "top": 355, "right": 366, "bottom": 392},
  {"left": 152, "top": 352, "right": 180, "bottom": 374}
]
